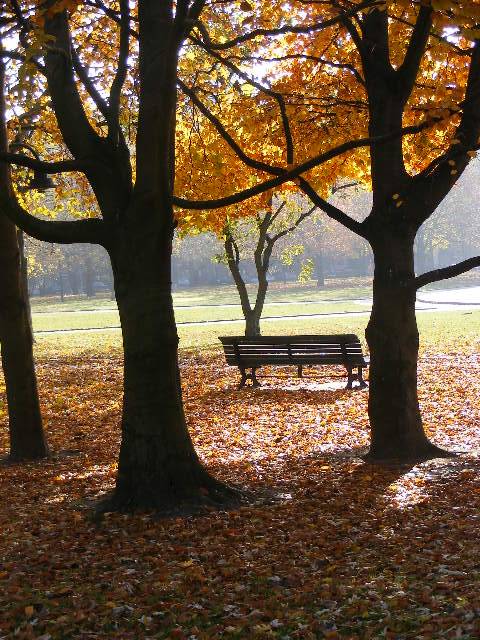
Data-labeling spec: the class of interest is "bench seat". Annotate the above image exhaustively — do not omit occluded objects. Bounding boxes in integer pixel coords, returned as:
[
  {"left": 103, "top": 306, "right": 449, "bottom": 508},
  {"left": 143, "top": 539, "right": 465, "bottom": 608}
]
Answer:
[{"left": 219, "top": 334, "right": 368, "bottom": 389}]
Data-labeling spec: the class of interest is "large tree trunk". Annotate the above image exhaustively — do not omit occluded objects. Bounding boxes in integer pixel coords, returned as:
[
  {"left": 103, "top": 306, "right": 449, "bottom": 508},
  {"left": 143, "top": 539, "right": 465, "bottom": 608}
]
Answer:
[
  {"left": 0, "top": 216, "right": 48, "bottom": 460},
  {"left": 0, "top": 52, "right": 47, "bottom": 461},
  {"left": 365, "top": 231, "right": 447, "bottom": 462},
  {"left": 109, "top": 224, "right": 235, "bottom": 512}
]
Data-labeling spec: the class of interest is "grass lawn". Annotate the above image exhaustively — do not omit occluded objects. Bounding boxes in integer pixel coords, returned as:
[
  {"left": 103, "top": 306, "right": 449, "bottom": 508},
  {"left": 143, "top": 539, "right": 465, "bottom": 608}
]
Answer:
[
  {"left": 32, "top": 309, "right": 480, "bottom": 360},
  {"left": 29, "top": 269, "right": 480, "bottom": 314},
  {"left": 31, "top": 301, "right": 372, "bottom": 334},
  {"left": 29, "top": 272, "right": 480, "bottom": 338}
]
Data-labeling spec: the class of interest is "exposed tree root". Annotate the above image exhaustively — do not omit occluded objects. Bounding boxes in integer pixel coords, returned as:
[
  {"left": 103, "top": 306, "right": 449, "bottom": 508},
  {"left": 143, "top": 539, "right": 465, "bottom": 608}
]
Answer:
[
  {"left": 363, "top": 440, "right": 456, "bottom": 465},
  {"left": 91, "top": 467, "right": 244, "bottom": 519}
]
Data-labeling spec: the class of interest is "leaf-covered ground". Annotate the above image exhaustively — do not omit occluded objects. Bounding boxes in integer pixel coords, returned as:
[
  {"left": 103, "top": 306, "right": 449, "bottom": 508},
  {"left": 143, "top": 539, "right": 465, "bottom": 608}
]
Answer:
[{"left": 1, "top": 349, "right": 480, "bottom": 639}]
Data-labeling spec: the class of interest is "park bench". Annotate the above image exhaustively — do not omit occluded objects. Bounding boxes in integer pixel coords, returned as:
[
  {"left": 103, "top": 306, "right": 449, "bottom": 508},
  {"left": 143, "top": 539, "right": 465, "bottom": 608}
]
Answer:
[{"left": 219, "top": 334, "right": 368, "bottom": 389}]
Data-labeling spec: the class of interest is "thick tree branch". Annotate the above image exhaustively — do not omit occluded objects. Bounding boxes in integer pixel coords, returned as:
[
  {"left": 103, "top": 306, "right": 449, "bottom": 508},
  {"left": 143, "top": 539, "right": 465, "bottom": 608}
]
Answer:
[
  {"left": 224, "top": 230, "right": 252, "bottom": 314},
  {"left": 415, "top": 256, "right": 480, "bottom": 290},
  {"left": 173, "top": 120, "right": 438, "bottom": 214},
  {"left": 43, "top": 10, "right": 103, "bottom": 160},
  {"left": 298, "top": 177, "right": 366, "bottom": 237},
  {"left": 415, "top": 40, "right": 480, "bottom": 220},
  {"left": 175, "top": 0, "right": 206, "bottom": 40},
  {"left": 0, "top": 191, "right": 106, "bottom": 245},
  {"left": 340, "top": 15, "right": 364, "bottom": 58},
  {"left": 389, "top": 13, "right": 470, "bottom": 57},
  {"left": 0, "top": 152, "right": 89, "bottom": 174}
]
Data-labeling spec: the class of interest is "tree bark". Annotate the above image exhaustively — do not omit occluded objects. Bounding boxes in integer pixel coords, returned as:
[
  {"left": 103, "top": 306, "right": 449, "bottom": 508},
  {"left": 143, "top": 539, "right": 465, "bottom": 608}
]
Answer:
[
  {"left": 0, "top": 51, "right": 47, "bottom": 461},
  {"left": 17, "top": 231, "right": 34, "bottom": 336},
  {"left": 108, "top": 221, "right": 236, "bottom": 511},
  {"left": 245, "top": 308, "right": 261, "bottom": 337},
  {"left": 0, "top": 215, "right": 48, "bottom": 460},
  {"left": 365, "top": 231, "right": 447, "bottom": 462}
]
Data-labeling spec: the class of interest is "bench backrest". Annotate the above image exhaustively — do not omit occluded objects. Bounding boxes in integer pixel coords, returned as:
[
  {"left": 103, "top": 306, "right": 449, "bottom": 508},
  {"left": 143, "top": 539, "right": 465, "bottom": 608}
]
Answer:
[{"left": 219, "top": 334, "right": 366, "bottom": 367}]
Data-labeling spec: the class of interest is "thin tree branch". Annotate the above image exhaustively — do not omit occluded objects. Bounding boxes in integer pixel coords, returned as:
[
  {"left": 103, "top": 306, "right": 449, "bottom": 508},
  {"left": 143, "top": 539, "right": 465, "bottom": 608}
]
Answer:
[
  {"left": 415, "top": 256, "right": 480, "bottom": 290},
  {"left": 108, "top": 0, "right": 130, "bottom": 144},
  {"left": 226, "top": 52, "right": 365, "bottom": 87},
  {"left": 178, "top": 78, "right": 276, "bottom": 174},
  {"left": 269, "top": 200, "right": 286, "bottom": 225},
  {"left": 271, "top": 204, "right": 316, "bottom": 242},
  {"left": 190, "top": 38, "right": 294, "bottom": 163},
  {"left": 71, "top": 46, "right": 110, "bottom": 119},
  {"left": 195, "top": 0, "right": 382, "bottom": 51},
  {"left": 397, "top": 4, "right": 433, "bottom": 100},
  {"left": 84, "top": 0, "right": 139, "bottom": 37}
]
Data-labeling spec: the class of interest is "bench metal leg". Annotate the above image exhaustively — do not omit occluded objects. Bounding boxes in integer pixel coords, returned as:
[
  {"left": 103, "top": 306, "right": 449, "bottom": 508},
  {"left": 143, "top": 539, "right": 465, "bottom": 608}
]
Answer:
[
  {"left": 297, "top": 365, "right": 303, "bottom": 378},
  {"left": 358, "top": 367, "right": 368, "bottom": 389},
  {"left": 346, "top": 367, "right": 354, "bottom": 390},
  {"left": 238, "top": 367, "right": 247, "bottom": 389},
  {"left": 238, "top": 367, "right": 261, "bottom": 388}
]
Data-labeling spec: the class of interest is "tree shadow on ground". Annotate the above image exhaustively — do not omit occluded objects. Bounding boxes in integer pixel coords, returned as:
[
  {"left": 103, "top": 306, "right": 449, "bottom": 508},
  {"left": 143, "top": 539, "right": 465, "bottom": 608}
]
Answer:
[
  {"left": 200, "top": 385, "right": 352, "bottom": 408},
  {"left": 1, "top": 434, "right": 479, "bottom": 638}
]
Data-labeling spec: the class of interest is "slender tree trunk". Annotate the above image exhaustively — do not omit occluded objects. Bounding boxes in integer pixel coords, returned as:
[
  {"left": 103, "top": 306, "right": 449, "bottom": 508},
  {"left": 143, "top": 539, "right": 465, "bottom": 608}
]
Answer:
[
  {"left": 0, "top": 216, "right": 48, "bottom": 460},
  {"left": 68, "top": 268, "right": 80, "bottom": 295},
  {"left": 314, "top": 252, "right": 325, "bottom": 288},
  {"left": 365, "top": 231, "right": 447, "bottom": 462},
  {"left": 17, "top": 231, "right": 34, "bottom": 337},
  {"left": 58, "top": 265, "right": 64, "bottom": 302},
  {"left": 224, "top": 234, "right": 256, "bottom": 336},
  {"left": 109, "top": 223, "right": 235, "bottom": 511},
  {"left": 245, "top": 309, "right": 261, "bottom": 337},
  {"left": 84, "top": 254, "right": 94, "bottom": 298},
  {"left": 247, "top": 268, "right": 269, "bottom": 338}
]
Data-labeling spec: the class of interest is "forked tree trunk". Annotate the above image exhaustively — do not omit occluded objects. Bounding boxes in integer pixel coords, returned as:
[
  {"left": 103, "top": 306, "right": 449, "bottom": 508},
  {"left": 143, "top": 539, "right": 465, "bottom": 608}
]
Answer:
[
  {"left": 0, "top": 215, "right": 47, "bottom": 460},
  {"left": 109, "top": 223, "right": 235, "bottom": 511},
  {"left": 365, "top": 231, "right": 447, "bottom": 461}
]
